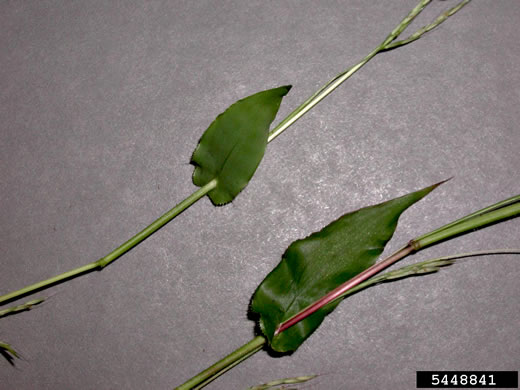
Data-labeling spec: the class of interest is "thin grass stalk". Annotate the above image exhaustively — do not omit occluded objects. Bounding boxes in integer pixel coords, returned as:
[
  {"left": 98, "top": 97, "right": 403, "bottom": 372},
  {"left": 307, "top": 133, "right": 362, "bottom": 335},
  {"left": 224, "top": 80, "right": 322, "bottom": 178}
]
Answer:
[
  {"left": 268, "top": 0, "right": 470, "bottom": 142},
  {"left": 174, "top": 336, "right": 266, "bottom": 390},
  {"left": 0, "top": 180, "right": 216, "bottom": 305},
  {"left": 0, "top": 0, "right": 468, "bottom": 306},
  {"left": 383, "top": 0, "right": 471, "bottom": 50},
  {"left": 336, "top": 249, "right": 520, "bottom": 299},
  {"left": 0, "top": 298, "right": 44, "bottom": 318}
]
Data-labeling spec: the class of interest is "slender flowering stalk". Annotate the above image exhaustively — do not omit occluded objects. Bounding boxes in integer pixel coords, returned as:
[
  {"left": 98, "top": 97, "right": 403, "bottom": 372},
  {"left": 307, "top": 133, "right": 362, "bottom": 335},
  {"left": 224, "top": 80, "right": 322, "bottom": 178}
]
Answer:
[
  {"left": 267, "top": 0, "right": 470, "bottom": 142},
  {"left": 273, "top": 245, "right": 415, "bottom": 335},
  {"left": 0, "top": 0, "right": 468, "bottom": 306},
  {"left": 334, "top": 249, "right": 520, "bottom": 299},
  {"left": 383, "top": 0, "right": 471, "bottom": 51}
]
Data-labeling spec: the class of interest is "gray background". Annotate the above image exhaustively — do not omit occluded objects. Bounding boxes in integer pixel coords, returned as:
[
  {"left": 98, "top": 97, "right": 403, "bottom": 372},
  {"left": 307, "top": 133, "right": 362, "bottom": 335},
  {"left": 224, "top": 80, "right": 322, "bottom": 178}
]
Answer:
[{"left": 1, "top": 1, "right": 519, "bottom": 389}]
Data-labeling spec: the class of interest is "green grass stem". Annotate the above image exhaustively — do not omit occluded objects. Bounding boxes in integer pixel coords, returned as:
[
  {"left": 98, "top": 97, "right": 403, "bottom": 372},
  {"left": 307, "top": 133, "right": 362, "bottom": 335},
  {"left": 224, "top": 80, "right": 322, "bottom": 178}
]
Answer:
[
  {"left": 0, "top": 0, "right": 469, "bottom": 306},
  {"left": 412, "top": 194, "right": 520, "bottom": 249},
  {"left": 0, "top": 180, "right": 216, "bottom": 305},
  {"left": 0, "top": 298, "right": 45, "bottom": 318},
  {"left": 174, "top": 336, "right": 266, "bottom": 390}
]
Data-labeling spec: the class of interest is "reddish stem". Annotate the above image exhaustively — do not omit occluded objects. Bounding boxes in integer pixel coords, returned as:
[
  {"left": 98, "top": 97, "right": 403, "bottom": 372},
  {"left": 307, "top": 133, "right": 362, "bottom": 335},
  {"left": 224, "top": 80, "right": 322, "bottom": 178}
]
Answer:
[{"left": 274, "top": 244, "right": 415, "bottom": 335}]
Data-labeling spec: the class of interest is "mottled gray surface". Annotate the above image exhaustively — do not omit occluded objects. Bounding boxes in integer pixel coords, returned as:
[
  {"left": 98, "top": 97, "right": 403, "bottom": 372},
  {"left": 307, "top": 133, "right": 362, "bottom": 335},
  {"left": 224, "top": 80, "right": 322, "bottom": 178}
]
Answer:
[{"left": 1, "top": 1, "right": 519, "bottom": 389}]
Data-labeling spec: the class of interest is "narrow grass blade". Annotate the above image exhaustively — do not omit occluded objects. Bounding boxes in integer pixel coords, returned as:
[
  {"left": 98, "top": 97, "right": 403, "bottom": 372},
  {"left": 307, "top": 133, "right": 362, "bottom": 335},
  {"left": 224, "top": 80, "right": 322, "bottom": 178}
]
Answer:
[{"left": 412, "top": 195, "right": 520, "bottom": 249}]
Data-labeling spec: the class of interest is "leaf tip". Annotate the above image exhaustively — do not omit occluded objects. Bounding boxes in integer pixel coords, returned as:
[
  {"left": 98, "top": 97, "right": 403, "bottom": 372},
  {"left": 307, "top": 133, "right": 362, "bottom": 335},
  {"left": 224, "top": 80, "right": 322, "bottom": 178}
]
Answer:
[
  {"left": 275, "top": 84, "right": 292, "bottom": 97},
  {"left": 415, "top": 177, "right": 452, "bottom": 201},
  {"left": 435, "top": 176, "right": 453, "bottom": 188}
]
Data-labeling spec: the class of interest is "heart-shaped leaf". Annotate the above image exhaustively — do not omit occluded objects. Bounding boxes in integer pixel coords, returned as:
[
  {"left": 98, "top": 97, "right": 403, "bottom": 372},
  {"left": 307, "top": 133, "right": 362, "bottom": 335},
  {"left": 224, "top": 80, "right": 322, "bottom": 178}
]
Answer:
[
  {"left": 191, "top": 85, "right": 291, "bottom": 205},
  {"left": 250, "top": 183, "right": 440, "bottom": 352}
]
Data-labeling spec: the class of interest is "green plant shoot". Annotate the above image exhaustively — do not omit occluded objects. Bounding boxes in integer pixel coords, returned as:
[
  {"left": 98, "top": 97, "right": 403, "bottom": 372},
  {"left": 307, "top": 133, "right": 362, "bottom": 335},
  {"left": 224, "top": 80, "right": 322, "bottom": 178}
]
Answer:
[
  {"left": 0, "top": 86, "right": 290, "bottom": 305},
  {"left": 1, "top": 0, "right": 468, "bottom": 306}
]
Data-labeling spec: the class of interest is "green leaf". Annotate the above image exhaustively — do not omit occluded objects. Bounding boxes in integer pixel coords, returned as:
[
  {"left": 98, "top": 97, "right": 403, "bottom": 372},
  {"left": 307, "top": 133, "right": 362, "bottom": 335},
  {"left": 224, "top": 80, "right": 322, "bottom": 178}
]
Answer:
[
  {"left": 191, "top": 85, "right": 292, "bottom": 205},
  {"left": 251, "top": 183, "right": 440, "bottom": 352}
]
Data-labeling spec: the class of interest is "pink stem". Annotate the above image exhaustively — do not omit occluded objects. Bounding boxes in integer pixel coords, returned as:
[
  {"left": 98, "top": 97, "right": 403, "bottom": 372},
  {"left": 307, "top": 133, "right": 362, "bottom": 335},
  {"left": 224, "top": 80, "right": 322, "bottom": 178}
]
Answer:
[{"left": 274, "top": 244, "right": 415, "bottom": 335}]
